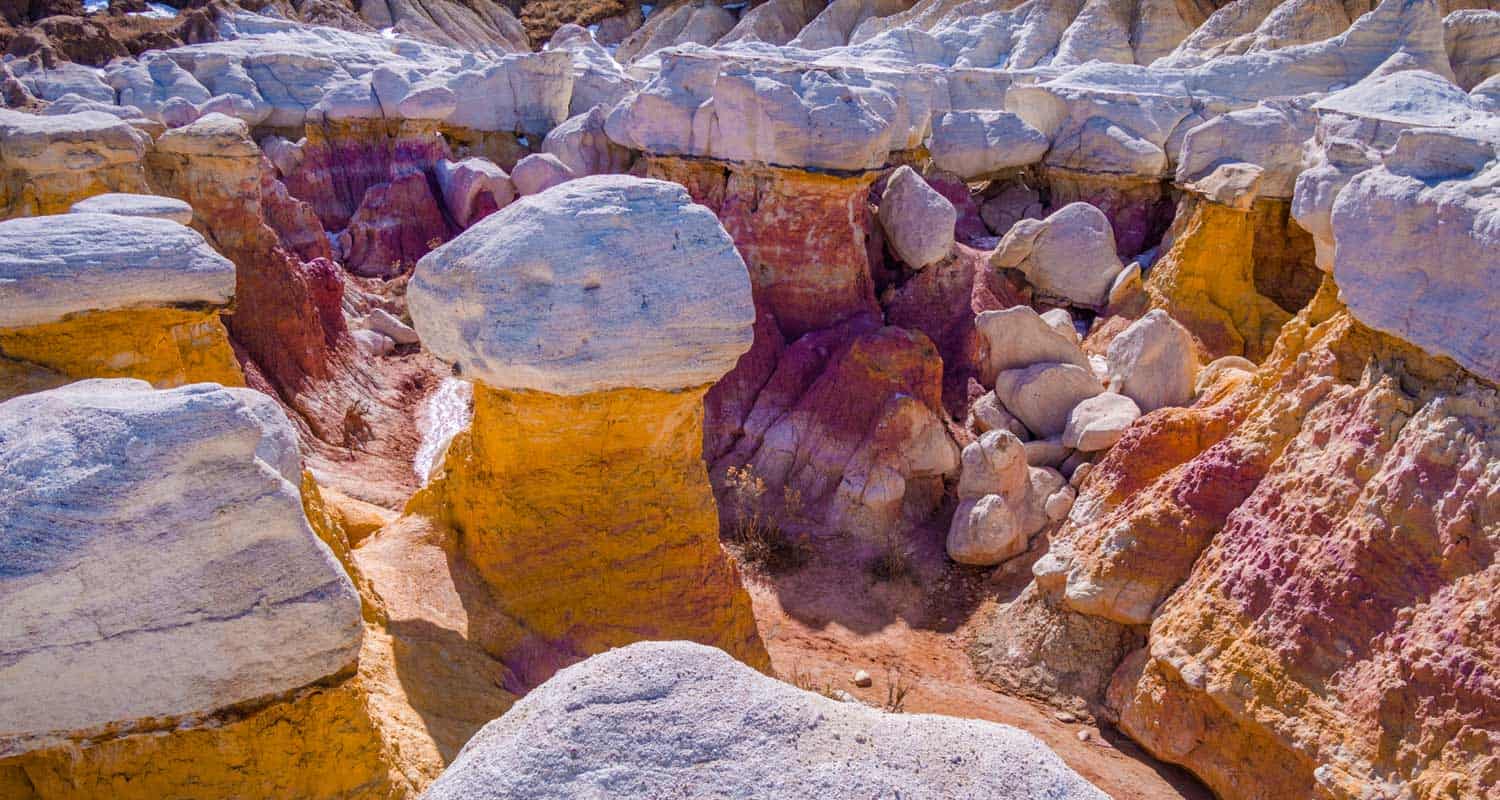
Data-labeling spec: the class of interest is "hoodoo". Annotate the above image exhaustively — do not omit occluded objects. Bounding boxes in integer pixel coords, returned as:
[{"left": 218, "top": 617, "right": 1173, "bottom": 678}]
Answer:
[{"left": 0, "top": 0, "right": 1494, "bottom": 797}]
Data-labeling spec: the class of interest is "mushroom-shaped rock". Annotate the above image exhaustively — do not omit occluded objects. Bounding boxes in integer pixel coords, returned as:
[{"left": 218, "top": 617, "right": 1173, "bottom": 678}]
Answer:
[
  {"left": 878, "top": 165, "right": 956, "bottom": 269},
  {"left": 435, "top": 157, "right": 515, "bottom": 228},
  {"left": 975, "top": 305, "right": 1090, "bottom": 384},
  {"left": 423, "top": 641, "right": 1108, "bottom": 800},
  {"left": 928, "top": 110, "right": 1049, "bottom": 180},
  {"left": 992, "top": 203, "right": 1124, "bottom": 309},
  {"left": 0, "top": 213, "right": 234, "bottom": 329},
  {"left": 0, "top": 109, "right": 151, "bottom": 218},
  {"left": 0, "top": 380, "right": 362, "bottom": 753},
  {"left": 69, "top": 192, "right": 194, "bottom": 225},
  {"left": 406, "top": 175, "right": 764, "bottom": 670},
  {"left": 995, "top": 362, "right": 1104, "bottom": 439},
  {"left": 510, "top": 152, "right": 578, "bottom": 197},
  {"left": 1105, "top": 310, "right": 1199, "bottom": 413},
  {"left": 1062, "top": 392, "right": 1141, "bottom": 452}
]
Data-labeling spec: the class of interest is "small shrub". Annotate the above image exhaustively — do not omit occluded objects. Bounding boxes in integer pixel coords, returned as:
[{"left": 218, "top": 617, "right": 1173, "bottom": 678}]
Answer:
[
  {"left": 342, "top": 398, "right": 374, "bottom": 448},
  {"left": 723, "top": 465, "right": 810, "bottom": 574},
  {"left": 882, "top": 668, "right": 918, "bottom": 713},
  {"left": 868, "top": 530, "right": 912, "bottom": 583}
]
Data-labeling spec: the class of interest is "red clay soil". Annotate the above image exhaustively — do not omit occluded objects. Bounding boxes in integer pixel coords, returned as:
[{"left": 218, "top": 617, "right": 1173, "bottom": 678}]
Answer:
[{"left": 730, "top": 523, "right": 1213, "bottom": 800}]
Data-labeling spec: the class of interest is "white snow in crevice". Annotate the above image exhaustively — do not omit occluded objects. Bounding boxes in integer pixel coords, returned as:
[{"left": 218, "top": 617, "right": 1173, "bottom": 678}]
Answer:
[{"left": 413, "top": 376, "right": 473, "bottom": 482}]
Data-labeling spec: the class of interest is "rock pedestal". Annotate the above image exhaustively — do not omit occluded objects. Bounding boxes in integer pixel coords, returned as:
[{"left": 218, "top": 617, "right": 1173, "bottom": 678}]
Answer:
[
  {"left": 1144, "top": 164, "right": 1292, "bottom": 362},
  {"left": 0, "top": 380, "right": 389, "bottom": 799},
  {"left": 0, "top": 213, "right": 242, "bottom": 401},
  {"left": 407, "top": 175, "right": 766, "bottom": 683}
]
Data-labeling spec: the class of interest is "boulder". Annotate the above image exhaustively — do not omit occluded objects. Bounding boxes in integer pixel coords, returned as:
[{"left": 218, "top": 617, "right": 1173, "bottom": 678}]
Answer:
[
  {"left": 540, "top": 106, "right": 633, "bottom": 177},
  {"left": 435, "top": 157, "right": 515, "bottom": 228},
  {"left": 364, "top": 308, "right": 420, "bottom": 346},
  {"left": 1105, "top": 310, "right": 1199, "bottom": 413},
  {"left": 1040, "top": 308, "right": 1080, "bottom": 343},
  {"left": 0, "top": 109, "right": 151, "bottom": 218},
  {"left": 974, "top": 305, "right": 1090, "bottom": 385},
  {"left": 968, "top": 389, "right": 1030, "bottom": 439},
  {"left": 409, "top": 175, "right": 754, "bottom": 394},
  {"left": 948, "top": 435, "right": 1066, "bottom": 566},
  {"left": 406, "top": 175, "right": 765, "bottom": 677},
  {"left": 0, "top": 213, "right": 234, "bottom": 329},
  {"left": 0, "top": 380, "right": 362, "bottom": 752},
  {"left": 68, "top": 192, "right": 193, "bottom": 225},
  {"left": 424, "top": 641, "right": 1108, "bottom": 799},
  {"left": 877, "top": 165, "right": 955, "bottom": 269},
  {"left": 995, "top": 362, "right": 1104, "bottom": 438},
  {"left": 510, "top": 152, "right": 578, "bottom": 196},
  {"left": 1062, "top": 392, "right": 1141, "bottom": 451},
  {"left": 957, "top": 428, "right": 1030, "bottom": 500},
  {"left": 992, "top": 203, "right": 1124, "bottom": 309},
  {"left": 927, "top": 110, "right": 1049, "bottom": 180}
]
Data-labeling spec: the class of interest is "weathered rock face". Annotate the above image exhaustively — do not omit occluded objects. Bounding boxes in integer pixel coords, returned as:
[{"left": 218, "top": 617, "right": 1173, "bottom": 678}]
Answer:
[
  {"left": 1145, "top": 165, "right": 1293, "bottom": 362},
  {"left": 424, "top": 641, "right": 1109, "bottom": 800},
  {"left": 0, "top": 109, "right": 150, "bottom": 218},
  {"left": 606, "top": 51, "right": 925, "bottom": 172},
  {"left": 1102, "top": 287, "right": 1499, "bottom": 800},
  {"left": 0, "top": 380, "right": 391, "bottom": 799},
  {"left": 407, "top": 175, "right": 766, "bottom": 686},
  {"left": 646, "top": 156, "right": 880, "bottom": 340},
  {"left": 146, "top": 112, "right": 357, "bottom": 440},
  {"left": 0, "top": 213, "right": 242, "bottom": 399}
]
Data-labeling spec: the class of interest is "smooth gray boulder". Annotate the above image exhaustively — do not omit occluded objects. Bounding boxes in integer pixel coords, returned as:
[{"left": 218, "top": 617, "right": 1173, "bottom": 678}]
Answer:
[
  {"left": 878, "top": 166, "right": 956, "bottom": 269},
  {"left": 975, "top": 305, "right": 1091, "bottom": 385},
  {"left": 424, "top": 640, "right": 1108, "bottom": 799},
  {"left": 1062, "top": 392, "right": 1141, "bottom": 451},
  {"left": 0, "top": 380, "right": 361, "bottom": 755},
  {"left": 995, "top": 362, "right": 1104, "bottom": 438},
  {"left": 991, "top": 203, "right": 1124, "bottom": 309},
  {"left": 1105, "top": 310, "right": 1199, "bottom": 412},
  {"left": 511, "top": 153, "right": 578, "bottom": 196},
  {"left": 0, "top": 213, "right": 235, "bottom": 328},
  {"left": 408, "top": 176, "right": 755, "bottom": 394}
]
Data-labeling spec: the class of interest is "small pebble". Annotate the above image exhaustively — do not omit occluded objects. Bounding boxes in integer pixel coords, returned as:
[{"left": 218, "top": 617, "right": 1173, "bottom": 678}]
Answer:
[
  {"left": 1053, "top": 711, "right": 1077, "bottom": 723},
  {"left": 852, "top": 669, "right": 873, "bottom": 688},
  {"left": 1077, "top": 729, "right": 1091, "bottom": 742}
]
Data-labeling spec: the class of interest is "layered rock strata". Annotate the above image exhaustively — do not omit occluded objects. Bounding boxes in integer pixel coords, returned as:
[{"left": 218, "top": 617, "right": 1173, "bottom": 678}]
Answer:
[
  {"left": 0, "top": 212, "right": 241, "bottom": 400},
  {"left": 406, "top": 175, "right": 766, "bottom": 686},
  {"left": 0, "top": 379, "right": 393, "bottom": 799}
]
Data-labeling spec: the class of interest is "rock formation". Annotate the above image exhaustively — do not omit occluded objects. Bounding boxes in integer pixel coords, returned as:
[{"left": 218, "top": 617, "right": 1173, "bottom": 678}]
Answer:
[
  {"left": 0, "top": 212, "right": 241, "bottom": 399},
  {"left": 0, "top": 379, "right": 394, "bottom": 798},
  {"left": 0, "top": 0, "right": 1495, "bottom": 797},
  {"left": 424, "top": 641, "right": 1108, "bottom": 800},
  {"left": 406, "top": 175, "right": 766, "bottom": 684}
]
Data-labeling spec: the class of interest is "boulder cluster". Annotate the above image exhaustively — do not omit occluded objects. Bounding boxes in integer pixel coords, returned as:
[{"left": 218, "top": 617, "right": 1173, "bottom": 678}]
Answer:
[{"left": 0, "top": 0, "right": 1495, "bottom": 798}]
